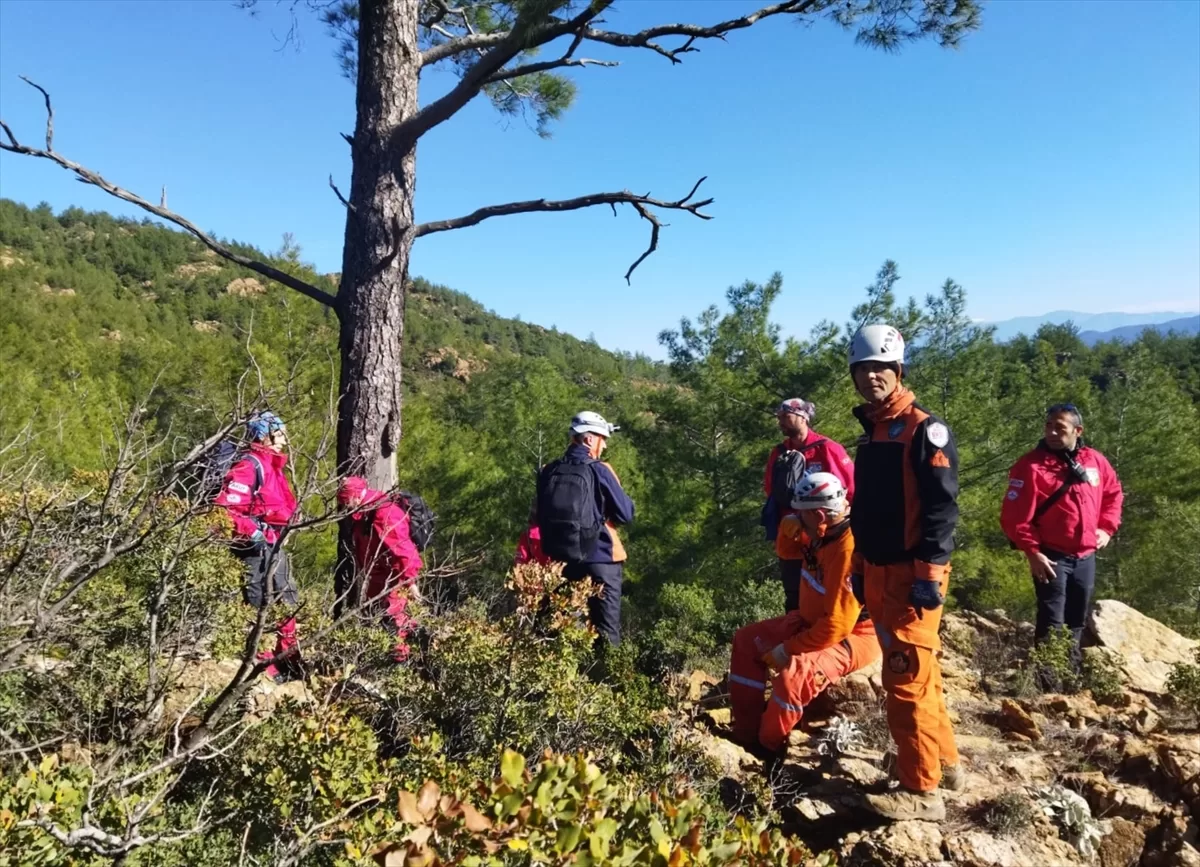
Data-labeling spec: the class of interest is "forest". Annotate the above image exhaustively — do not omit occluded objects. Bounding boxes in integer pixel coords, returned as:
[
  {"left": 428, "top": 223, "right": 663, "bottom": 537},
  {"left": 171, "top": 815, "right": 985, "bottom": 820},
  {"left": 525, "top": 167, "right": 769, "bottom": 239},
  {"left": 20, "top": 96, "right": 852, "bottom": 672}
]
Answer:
[{"left": 2, "top": 199, "right": 1199, "bottom": 864}]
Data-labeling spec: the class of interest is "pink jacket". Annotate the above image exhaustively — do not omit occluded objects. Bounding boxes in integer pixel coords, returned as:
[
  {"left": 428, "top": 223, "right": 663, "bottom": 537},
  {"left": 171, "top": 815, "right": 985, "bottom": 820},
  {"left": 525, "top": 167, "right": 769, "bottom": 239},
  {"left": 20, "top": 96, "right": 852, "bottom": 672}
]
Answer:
[
  {"left": 349, "top": 490, "right": 423, "bottom": 587},
  {"left": 514, "top": 525, "right": 551, "bottom": 566},
  {"left": 214, "top": 445, "right": 297, "bottom": 544}
]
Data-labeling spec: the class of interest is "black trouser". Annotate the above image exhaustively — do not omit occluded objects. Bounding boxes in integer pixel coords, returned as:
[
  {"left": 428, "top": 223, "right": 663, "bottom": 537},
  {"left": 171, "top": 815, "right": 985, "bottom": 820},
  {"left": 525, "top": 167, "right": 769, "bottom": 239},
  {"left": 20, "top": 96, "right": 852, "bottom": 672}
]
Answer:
[
  {"left": 563, "top": 562, "right": 623, "bottom": 646},
  {"left": 779, "top": 559, "right": 805, "bottom": 613},
  {"left": 1033, "top": 549, "right": 1096, "bottom": 668},
  {"left": 234, "top": 541, "right": 299, "bottom": 608}
]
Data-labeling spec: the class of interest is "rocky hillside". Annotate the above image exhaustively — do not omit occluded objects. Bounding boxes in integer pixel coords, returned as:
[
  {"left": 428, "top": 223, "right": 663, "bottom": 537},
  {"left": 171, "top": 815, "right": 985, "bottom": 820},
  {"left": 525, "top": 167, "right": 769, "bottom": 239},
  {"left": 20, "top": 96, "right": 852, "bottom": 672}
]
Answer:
[{"left": 682, "top": 600, "right": 1200, "bottom": 867}]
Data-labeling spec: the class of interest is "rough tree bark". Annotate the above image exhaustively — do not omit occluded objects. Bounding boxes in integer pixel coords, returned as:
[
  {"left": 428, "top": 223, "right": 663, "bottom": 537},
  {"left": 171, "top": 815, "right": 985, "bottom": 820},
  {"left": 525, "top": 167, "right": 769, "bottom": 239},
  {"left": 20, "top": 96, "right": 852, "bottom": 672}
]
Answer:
[{"left": 336, "top": 0, "right": 421, "bottom": 491}]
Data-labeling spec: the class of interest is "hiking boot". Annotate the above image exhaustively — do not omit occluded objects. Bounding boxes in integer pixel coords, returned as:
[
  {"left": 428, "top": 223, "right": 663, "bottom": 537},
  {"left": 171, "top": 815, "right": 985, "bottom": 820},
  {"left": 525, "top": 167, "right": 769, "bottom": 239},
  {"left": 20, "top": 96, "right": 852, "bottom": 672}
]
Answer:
[
  {"left": 864, "top": 788, "right": 945, "bottom": 822},
  {"left": 941, "top": 763, "right": 967, "bottom": 792},
  {"left": 880, "top": 753, "right": 965, "bottom": 793}
]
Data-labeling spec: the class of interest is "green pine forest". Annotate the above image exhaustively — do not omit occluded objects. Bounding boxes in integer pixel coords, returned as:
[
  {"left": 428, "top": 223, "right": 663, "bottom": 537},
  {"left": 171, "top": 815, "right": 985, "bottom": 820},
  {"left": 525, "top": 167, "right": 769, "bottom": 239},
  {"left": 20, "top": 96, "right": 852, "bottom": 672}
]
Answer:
[
  {"left": 2, "top": 198, "right": 1200, "bottom": 864},
  {"left": 3, "top": 199, "right": 1200, "bottom": 648}
]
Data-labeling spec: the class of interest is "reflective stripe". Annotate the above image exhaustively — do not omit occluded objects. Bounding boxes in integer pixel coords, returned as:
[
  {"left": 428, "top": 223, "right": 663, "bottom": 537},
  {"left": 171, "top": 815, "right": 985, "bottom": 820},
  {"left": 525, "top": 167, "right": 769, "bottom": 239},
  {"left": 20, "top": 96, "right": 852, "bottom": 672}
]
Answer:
[
  {"left": 800, "top": 567, "right": 825, "bottom": 595},
  {"left": 771, "top": 693, "right": 805, "bottom": 713},
  {"left": 729, "top": 673, "right": 767, "bottom": 691}
]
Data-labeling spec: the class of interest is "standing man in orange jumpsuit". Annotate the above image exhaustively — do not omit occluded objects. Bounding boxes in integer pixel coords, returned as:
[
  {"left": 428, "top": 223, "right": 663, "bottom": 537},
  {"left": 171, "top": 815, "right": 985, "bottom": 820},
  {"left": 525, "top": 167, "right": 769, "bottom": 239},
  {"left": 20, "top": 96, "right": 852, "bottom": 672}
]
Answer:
[
  {"left": 848, "top": 324, "right": 963, "bottom": 821},
  {"left": 729, "top": 473, "right": 880, "bottom": 754}
]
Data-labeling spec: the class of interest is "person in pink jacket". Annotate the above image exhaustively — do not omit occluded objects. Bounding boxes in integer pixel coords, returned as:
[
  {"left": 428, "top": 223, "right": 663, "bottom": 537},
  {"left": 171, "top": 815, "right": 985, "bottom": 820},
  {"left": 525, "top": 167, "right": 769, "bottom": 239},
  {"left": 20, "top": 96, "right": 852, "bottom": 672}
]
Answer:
[
  {"left": 338, "top": 476, "right": 424, "bottom": 662},
  {"left": 213, "top": 412, "right": 300, "bottom": 682}
]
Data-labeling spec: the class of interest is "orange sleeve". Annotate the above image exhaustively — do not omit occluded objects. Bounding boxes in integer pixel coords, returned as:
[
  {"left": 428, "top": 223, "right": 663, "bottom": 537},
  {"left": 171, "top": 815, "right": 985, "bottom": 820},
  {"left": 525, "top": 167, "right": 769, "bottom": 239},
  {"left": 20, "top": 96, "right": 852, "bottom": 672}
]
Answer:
[{"left": 784, "top": 533, "right": 861, "bottom": 654}]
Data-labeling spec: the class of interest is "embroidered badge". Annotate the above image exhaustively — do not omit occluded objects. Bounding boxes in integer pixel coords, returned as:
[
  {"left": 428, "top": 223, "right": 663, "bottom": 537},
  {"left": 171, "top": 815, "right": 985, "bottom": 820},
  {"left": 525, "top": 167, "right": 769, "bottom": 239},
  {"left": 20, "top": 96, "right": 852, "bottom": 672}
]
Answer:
[
  {"left": 930, "top": 449, "right": 951, "bottom": 468},
  {"left": 1085, "top": 468, "right": 1100, "bottom": 487},
  {"left": 225, "top": 494, "right": 242, "bottom": 504},
  {"left": 926, "top": 422, "right": 950, "bottom": 448},
  {"left": 808, "top": 462, "right": 823, "bottom": 472},
  {"left": 229, "top": 481, "right": 251, "bottom": 494},
  {"left": 1008, "top": 478, "right": 1024, "bottom": 488},
  {"left": 888, "top": 421, "right": 906, "bottom": 439},
  {"left": 888, "top": 650, "right": 910, "bottom": 674},
  {"left": 1006, "top": 490, "right": 1019, "bottom": 501}
]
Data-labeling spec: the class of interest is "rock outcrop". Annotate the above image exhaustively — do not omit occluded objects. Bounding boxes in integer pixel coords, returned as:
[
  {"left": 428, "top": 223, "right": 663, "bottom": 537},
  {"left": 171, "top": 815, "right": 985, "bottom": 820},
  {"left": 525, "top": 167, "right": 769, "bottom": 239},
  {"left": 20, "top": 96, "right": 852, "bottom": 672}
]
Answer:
[
  {"left": 1089, "top": 599, "right": 1197, "bottom": 694},
  {"left": 684, "top": 600, "right": 1200, "bottom": 866}
]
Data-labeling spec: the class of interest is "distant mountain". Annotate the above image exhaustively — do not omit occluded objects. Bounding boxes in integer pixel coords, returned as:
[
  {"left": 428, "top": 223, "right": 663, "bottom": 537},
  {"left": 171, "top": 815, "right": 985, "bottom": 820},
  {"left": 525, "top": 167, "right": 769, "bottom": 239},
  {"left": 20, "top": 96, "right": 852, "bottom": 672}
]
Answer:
[
  {"left": 1079, "top": 315, "right": 1200, "bottom": 346},
  {"left": 987, "top": 310, "right": 1199, "bottom": 343}
]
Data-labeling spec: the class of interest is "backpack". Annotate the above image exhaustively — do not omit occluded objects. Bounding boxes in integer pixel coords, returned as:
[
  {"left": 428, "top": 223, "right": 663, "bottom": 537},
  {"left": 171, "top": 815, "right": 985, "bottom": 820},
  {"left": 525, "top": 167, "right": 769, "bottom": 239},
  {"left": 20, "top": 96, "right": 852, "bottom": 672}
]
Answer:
[
  {"left": 395, "top": 491, "right": 436, "bottom": 552},
  {"left": 200, "top": 441, "right": 263, "bottom": 502},
  {"left": 536, "top": 458, "right": 602, "bottom": 564},
  {"left": 770, "top": 447, "right": 808, "bottom": 516}
]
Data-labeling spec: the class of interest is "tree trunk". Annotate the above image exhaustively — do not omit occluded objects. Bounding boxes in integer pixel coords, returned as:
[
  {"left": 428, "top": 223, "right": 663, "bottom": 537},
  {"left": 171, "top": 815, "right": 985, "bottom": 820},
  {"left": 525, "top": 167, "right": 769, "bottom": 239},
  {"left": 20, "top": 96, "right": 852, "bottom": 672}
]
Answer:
[
  {"left": 334, "top": 0, "right": 420, "bottom": 612},
  {"left": 336, "top": 0, "right": 420, "bottom": 490}
]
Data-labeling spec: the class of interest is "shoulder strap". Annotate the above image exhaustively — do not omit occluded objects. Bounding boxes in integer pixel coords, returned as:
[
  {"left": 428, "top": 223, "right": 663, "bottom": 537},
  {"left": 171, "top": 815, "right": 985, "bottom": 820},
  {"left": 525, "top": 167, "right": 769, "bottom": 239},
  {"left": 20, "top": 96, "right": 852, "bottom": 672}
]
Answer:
[
  {"left": 243, "top": 454, "right": 265, "bottom": 495},
  {"left": 1033, "top": 455, "right": 1079, "bottom": 520}
]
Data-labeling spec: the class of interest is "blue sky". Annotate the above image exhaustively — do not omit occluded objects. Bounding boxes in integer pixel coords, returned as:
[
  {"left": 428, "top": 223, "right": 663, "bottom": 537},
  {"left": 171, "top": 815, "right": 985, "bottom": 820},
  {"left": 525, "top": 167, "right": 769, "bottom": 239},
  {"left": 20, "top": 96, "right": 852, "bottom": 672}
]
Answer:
[{"left": 1, "top": 0, "right": 1197, "bottom": 357}]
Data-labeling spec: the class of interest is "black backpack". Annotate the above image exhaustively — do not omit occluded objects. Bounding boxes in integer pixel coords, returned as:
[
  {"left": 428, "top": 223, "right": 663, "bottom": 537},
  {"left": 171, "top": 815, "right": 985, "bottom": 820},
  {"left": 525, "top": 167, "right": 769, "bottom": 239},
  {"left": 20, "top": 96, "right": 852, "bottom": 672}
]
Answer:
[
  {"left": 536, "top": 458, "right": 602, "bottom": 564},
  {"left": 200, "top": 440, "right": 263, "bottom": 502},
  {"left": 770, "top": 447, "right": 808, "bottom": 516},
  {"left": 395, "top": 491, "right": 436, "bottom": 552}
]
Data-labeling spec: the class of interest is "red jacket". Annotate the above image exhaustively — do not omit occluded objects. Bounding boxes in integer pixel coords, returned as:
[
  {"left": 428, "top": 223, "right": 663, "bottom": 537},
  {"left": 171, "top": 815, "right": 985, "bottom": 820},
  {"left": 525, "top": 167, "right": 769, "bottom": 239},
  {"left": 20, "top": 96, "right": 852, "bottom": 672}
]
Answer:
[
  {"left": 514, "top": 525, "right": 551, "bottom": 566},
  {"left": 1000, "top": 443, "right": 1123, "bottom": 558},
  {"left": 764, "top": 430, "right": 855, "bottom": 559},
  {"left": 214, "top": 445, "right": 297, "bottom": 544},
  {"left": 349, "top": 490, "right": 423, "bottom": 588}
]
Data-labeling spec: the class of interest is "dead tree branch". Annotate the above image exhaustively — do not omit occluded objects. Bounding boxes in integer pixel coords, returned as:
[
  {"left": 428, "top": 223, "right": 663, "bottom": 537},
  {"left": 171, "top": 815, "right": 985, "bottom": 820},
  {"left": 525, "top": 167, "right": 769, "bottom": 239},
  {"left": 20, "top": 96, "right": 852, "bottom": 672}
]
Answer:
[
  {"left": 414, "top": 177, "right": 712, "bottom": 282},
  {"left": 580, "top": 0, "right": 819, "bottom": 64},
  {"left": 0, "top": 78, "right": 338, "bottom": 310}
]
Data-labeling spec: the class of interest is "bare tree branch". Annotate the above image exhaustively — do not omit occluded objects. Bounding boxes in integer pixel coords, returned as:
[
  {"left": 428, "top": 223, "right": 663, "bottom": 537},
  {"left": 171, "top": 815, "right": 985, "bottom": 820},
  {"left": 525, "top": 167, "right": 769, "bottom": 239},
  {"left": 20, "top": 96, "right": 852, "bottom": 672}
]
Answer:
[
  {"left": 0, "top": 78, "right": 338, "bottom": 311},
  {"left": 485, "top": 27, "right": 617, "bottom": 83},
  {"left": 18, "top": 75, "right": 53, "bottom": 150},
  {"left": 329, "top": 174, "right": 353, "bottom": 210},
  {"left": 414, "top": 177, "right": 711, "bottom": 282},
  {"left": 580, "top": 0, "right": 820, "bottom": 64}
]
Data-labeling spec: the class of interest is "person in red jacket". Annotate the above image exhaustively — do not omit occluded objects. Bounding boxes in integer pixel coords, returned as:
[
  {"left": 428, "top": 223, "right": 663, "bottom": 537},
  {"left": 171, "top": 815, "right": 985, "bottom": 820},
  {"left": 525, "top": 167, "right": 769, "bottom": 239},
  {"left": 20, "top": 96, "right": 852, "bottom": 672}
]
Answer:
[
  {"left": 213, "top": 411, "right": 300, "bottom": 682},
  {"left": 338, "top": 476, "right": 424, "bottom": 662},
  {"left": 514, "top": 502, "right": 552, "bottom": 567},
  {"left": 763, "top": 398, "right": 855, "bottom": 612},
  {"left": 1000, "top": 404, "right": 1123, "bottom": 670},
  {"left": 730, "top": 473, "right": 880, "bottom": 754}
]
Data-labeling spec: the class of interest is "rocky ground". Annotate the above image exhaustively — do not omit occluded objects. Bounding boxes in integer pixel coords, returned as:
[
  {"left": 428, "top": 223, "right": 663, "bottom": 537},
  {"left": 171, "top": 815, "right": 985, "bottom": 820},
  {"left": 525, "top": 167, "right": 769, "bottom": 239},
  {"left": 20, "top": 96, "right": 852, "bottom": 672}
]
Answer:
[{"left": 684, "top": 600, "right": 1200, "bottom": 867}]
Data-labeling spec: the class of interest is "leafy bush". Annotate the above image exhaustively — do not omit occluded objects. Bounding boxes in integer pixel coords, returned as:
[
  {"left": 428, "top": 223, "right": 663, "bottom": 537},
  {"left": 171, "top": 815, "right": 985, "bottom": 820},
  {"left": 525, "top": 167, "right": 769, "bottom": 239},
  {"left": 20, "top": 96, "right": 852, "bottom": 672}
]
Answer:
[
  {"left": 1167, "top": 648, "right": 1200, "bottom": 718},
  {"left": 982, "top": 791, "right": 1037, "bottom": 839},
  {"left": 1080, "top": 648, "right": 1125, "bottom": 705},
  {"left": 1026, "top": 627, "right": 1081, "bottom": 694},
  {"left": 371, "top": 750, "right": 822, "bottom": 867}
]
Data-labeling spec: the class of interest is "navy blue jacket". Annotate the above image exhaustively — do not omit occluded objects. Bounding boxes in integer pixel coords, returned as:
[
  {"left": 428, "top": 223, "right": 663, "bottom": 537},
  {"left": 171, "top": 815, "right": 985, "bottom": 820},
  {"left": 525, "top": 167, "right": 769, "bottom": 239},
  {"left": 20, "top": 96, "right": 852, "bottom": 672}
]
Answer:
[{"left": 562, "top": 443, "right": 635, "bottom": 564}]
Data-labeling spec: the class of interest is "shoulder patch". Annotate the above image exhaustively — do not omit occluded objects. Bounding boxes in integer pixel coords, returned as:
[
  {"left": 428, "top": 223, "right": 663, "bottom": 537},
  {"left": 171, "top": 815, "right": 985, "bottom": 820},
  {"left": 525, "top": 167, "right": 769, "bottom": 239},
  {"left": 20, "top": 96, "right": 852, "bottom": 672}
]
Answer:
[
  {"left": 929, "top": 449, "right": 951, "bottom": 468},
  {"left": 228, "top": 481, "right": 251, "bottom": 494},
  {"left": 1006, "top": 489, "right": 1019, "bottom": 501},
  {"left": 926, "top": 422, "right": 949, "bottom": 448},
  {"left": 1084, "top": 467, "right": 1100, "bottom": 486},
  {"left": 888, "top": 420, "right": 906, "bottom": 440},
  {"left": 1008, "top": 478, "right": 1024, "bottom": 488},
  {"left": 225, "top": 494, "right": 242, "bottom": 504}
]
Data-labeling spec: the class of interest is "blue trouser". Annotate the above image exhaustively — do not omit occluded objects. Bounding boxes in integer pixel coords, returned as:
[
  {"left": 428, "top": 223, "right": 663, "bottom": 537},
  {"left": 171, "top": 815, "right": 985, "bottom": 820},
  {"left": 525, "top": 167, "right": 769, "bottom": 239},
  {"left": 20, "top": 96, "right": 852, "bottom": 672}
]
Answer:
[
  {"left": 564, "top": 561, "right": 623, "bottom": 645},
  {"left": 1034, "top": 549, "right": 1096, "bottom": 668}
]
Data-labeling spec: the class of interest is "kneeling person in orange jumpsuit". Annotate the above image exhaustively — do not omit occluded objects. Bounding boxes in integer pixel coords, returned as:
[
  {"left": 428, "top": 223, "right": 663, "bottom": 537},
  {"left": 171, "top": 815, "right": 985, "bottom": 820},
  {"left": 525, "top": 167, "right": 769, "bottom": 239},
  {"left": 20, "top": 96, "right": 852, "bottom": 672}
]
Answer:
[
  {"left": 848, "top": 324, "right": 963, "bottom": 822},
  {"left": 729, "top": 473, "right": 881, "bottom": 754}
]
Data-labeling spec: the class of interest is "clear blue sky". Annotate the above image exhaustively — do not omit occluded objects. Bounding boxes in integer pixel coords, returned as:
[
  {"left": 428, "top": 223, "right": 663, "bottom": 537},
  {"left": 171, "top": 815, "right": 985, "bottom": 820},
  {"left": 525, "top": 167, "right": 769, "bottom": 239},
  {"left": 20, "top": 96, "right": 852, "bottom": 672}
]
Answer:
[{"left": 1, "top": 0, "right": 1197, "bottom": 357}]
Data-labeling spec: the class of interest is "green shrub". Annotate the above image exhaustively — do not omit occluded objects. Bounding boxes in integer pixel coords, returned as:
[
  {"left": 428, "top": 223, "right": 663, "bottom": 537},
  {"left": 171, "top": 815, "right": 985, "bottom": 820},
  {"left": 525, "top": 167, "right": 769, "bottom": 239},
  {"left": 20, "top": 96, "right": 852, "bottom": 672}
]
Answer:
[
  {"left": 1026, "top": 627, "right": 1081, "bottom": 693},
  {"left": 1081, "top": 648, "right": 1125, "bottom": 705},
  {"left": 982, "top": 791, "right": 1037, "bottom": 839},
  {"left": 1167, "top": 648, "right": 1200, "bottom": 717}
]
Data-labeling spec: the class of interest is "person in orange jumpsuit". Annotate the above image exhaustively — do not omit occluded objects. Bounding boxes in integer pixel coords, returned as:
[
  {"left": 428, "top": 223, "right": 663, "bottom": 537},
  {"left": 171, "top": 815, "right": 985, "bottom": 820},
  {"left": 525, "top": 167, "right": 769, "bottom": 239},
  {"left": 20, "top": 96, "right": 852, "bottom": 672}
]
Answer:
[
  {"left": 729, "top": 473, "right": 880, "bottom": 754},
  {"left": 847, "top": 323, "right": 963, "bottom": 821}
]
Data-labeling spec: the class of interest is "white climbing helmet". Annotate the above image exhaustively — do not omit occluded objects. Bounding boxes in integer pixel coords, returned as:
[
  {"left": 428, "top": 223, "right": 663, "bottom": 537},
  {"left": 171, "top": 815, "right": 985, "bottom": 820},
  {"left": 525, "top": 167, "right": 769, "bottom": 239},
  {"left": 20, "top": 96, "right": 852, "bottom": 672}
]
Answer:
[
  {"left": 791, "top": 472, "right": 848, "bottom": 512},
  {"left": 569, "top": 410, "right": 618, "bottom": 438},
  {"left": 849, "top": 323, "right": 905, "bottom": 368}
]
